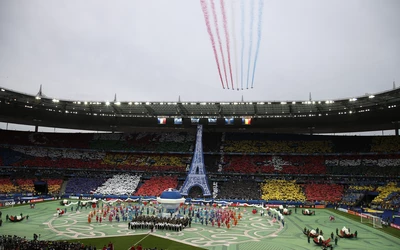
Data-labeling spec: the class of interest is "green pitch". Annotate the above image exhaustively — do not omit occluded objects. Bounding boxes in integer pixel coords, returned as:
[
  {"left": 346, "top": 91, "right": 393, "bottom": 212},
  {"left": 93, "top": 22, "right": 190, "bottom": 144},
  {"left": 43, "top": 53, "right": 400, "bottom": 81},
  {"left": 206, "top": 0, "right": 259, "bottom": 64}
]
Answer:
[{"left": 0, "top": 201, "right": 399, "bottom": 250}]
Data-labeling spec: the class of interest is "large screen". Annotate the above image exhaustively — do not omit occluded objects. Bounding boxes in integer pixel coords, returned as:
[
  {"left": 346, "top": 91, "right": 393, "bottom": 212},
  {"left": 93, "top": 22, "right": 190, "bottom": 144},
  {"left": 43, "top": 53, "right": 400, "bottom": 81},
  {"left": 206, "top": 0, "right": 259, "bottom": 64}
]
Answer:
[
  {"left": 191, "top": 118, "right": 200, "bottom": 124},
  {"left": 157, "top": 118, "right": 167, "bottom": 124},
  {"left": 174, "top": 118, "right": 182, "bottom": 125},
  {"left": 225, "top": 118, "right": 234, "bottom": 125},
  {"left": 242, "top": 118, "right": 252, "bottom": 125},
  {"left": 208, "top": 118, "right": 217, "bottom": 125}
]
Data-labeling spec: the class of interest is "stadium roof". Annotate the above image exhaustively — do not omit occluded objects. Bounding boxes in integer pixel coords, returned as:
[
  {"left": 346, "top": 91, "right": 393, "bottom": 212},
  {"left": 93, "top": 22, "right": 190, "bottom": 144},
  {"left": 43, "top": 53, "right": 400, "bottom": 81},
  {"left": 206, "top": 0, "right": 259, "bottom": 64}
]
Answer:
[{"left": 1, "top": 86, "right": 400, "bottom": 134}]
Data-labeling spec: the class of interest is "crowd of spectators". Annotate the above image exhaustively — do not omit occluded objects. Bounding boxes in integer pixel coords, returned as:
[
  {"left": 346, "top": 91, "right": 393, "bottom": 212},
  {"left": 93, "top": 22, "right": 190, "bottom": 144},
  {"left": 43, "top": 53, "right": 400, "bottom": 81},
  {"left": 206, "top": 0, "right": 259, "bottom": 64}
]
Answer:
[
  {"left": 303, "top": 183, "right": 344, "bottom": 203},
  {"left": 372, "top": 182, "right": 400, "bottom": 204},
  {"left": 222, "top": 155, "right": 326, "bottom": 175},
  {"left": 0, "top": 235, "right": 96, "bottom": 250},
  {"left": 90, "top": 132, "right": 195, "bottom": 152},
  {"left": 385, "top": 192, "right": 400, "bottom": 207},
  {"left": 325, "top": 155, "right": 400, "bottom": 176},
  {"left": 94, "top": 174, "right": 141, "bottom": 195},
  {"left": 216, "top": 178, "right": 260, "bottom": 200},
  {"left": 370, "top": 136, "right": 400, "bottom": 153},
  {"left": 0, "top": 178, "right": 63, "bottom": 194},
  {"left": 0, "top": 178, "right": 17, "bottom": 193},
  {"left": 0, "top": 130, "right": 400, "bottom": 208},
  {"left": 261, "top": 179, "right": 306, "bottom": 201},
  {"left": 44, "top": 179, "right": 63, "bottom": 194},
  {"left": 15, "top": 179, "right": 35, "bottom": 193},
  {"left": 65, "top": 177, "right": 107, "bottom": 195},
  {"left": 0, "top": 130, "right": 196, "bottom": 152},
  {"left": 341, "top": 185, "right": 375, "bottom": 205},
  {"left": 223, "top": 133, "right": 333, "bottom": 153},
  {"left": 135, "top": 176, "right": 178, "bottom": 196},
  {"left": 1, "top": 130, "right": 400, "bottom": 154},
  {"left": 101, "top": 153, "right": 190, "bottom": 172}
]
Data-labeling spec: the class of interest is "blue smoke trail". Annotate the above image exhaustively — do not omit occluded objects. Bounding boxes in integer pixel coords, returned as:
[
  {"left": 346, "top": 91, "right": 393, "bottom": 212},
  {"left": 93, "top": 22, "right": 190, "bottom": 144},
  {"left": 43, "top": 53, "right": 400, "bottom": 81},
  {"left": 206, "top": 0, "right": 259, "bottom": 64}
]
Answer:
[
  {"left": 240, "top": 0, "right": 245, "bottom": 90},
  {"left": 251, "top": 0, "right": 264, "bottom": 88},
  {"left": 246, "top": 0, "right": 255, "bottom": 89}
]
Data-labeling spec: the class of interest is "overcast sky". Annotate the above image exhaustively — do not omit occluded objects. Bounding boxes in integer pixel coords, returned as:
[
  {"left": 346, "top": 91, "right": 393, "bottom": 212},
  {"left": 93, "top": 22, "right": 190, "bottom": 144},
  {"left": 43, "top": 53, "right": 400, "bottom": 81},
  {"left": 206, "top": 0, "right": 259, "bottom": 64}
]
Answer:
[{"left": 0, "top": 0, "right": 399, "bottom": 103}]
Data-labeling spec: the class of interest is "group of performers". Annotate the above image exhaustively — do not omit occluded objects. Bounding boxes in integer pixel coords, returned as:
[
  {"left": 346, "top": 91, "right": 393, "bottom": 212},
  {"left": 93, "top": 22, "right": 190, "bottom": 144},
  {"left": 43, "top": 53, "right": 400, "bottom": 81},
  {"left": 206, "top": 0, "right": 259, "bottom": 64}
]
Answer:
[
  {"left": 77, "top": 200, "right": 246, "bottom": 231},
  {"left": 128, "top": 215, "right": 188, "bottom": 232},
  {"left": 303, "top": 224, "right": 358, "bottom": 249},
  {"left": 304, "top": 227, "right": 335, "bottom": 249}
]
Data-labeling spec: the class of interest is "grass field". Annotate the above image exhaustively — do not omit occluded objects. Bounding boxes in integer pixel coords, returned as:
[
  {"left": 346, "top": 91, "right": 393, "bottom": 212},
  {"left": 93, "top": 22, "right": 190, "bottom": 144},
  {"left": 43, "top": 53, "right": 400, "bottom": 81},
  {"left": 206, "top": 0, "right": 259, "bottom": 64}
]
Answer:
[{"left": 1, "top": 201, "right": 399, "bottom": 250}]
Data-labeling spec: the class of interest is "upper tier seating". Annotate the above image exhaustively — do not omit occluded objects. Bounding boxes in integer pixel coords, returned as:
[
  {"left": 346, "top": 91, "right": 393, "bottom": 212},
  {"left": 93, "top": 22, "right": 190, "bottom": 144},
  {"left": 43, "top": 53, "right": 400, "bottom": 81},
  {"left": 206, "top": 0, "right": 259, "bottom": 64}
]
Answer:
[
  {"left": 202, "top": 132, "right": 223, "bottom": 152},
  {"left": 90, "top": 132, "right": 195, "bottom": 151},
  {"left": 0, "top": 130, "right": 400, "bottom": 153},
  {"left": 325, "top": 155, "right": 400, "bottom": 176},
  {"left": 0, "top": 130, "right": 92, "bottom": 148},
  {"left": 223, "top": 155, "right": 326, "bottom": 175},
  {"left": 371, "top": 137, "right": 400, "bottom": 153},
  {"left": 223, "top": 133, "right": 333, "bottom": 153},
  {"left": 1, "top": 146, "right": 191, "bottom": 172}
]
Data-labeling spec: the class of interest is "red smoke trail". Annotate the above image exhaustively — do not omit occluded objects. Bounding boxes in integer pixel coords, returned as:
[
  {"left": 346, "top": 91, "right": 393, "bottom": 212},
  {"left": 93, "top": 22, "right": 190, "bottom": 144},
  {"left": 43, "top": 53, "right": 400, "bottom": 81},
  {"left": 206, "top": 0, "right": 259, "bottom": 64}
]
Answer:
[
  {"left": 220, "top": 0, "right": 234, "bottom": 90},
  {"left": 200, "top": 0, "right": 225, "bottom": 89},
  {"left": 210, "top": 0, "right": 230, "bottom": 89}
]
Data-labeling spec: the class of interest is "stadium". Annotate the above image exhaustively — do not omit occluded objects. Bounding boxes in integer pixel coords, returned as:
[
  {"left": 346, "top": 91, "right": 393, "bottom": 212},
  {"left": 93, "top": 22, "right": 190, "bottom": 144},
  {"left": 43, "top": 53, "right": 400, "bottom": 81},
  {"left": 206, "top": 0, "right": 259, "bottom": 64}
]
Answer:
[
  {"left": 0, "top": 86, "right": 400, "bottom": 250},
  {"left": 1, "top": 1, "right": 400, "bottom": 250}
]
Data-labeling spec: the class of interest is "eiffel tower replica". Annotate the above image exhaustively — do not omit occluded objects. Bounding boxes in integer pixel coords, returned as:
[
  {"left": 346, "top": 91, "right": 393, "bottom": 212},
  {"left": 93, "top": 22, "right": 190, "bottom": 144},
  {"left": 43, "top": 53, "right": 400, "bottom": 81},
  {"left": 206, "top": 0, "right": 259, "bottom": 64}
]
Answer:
[{"left": 180, "top": 125, "right": 211, "bottom": 196}]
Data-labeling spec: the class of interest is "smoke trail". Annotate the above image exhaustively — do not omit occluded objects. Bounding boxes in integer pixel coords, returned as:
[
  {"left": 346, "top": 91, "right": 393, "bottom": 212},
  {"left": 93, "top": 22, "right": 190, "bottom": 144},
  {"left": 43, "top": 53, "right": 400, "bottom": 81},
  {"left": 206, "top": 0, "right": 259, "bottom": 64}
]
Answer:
[
  {"left": 220, "top": 0, "right": 234, "bottom": 90},
  {"left": 246, "top": 0, "right": 255, "bottom": 89},
  {"left": 230, "top": 0, "right": 239, "bottom": 90},
  {"left": 251, "top": 0, "right": 264, "bottom": 88},
  {"left": 200, "top": 0, "right": 225, "bottom": 89},
  {"left": 210, "top": 0, "right": 229, "bottom": 89},
  {"left": 240, "top": 0, "right": 245, "bottom": 90}
]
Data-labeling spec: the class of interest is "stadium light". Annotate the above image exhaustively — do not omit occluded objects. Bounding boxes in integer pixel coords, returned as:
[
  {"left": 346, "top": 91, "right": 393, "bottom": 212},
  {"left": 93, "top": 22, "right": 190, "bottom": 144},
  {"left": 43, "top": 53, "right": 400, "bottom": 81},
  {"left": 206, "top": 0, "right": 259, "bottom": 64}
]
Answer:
[
  {"left": 0, "top": 88, "right": 5, "bottom": 92},
  {"left": 369, "top": 95, "right": 375, "bottom": 99},
  {"left": 105, "top": 101, "right": 110, "bottom": 106}
]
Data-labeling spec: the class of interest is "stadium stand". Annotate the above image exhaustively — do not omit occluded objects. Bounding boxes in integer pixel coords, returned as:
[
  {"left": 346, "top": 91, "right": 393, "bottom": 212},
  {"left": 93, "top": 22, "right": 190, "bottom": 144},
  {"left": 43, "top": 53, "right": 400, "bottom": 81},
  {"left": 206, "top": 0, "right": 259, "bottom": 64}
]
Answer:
[
  {"left": 261, "top": 179, "right": 306, "bottom": 202},
  {"left": 135, "top": 176, "right": 178, "bottom": 196},
  {"left": 94, "top": 174, "right": 141, "bottom": 195},
  {"left": 303, "top": 183, "right": 344, "bottom": 203}
]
